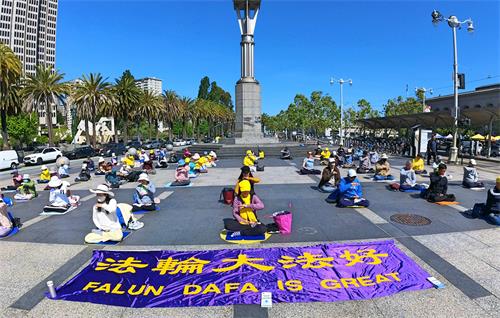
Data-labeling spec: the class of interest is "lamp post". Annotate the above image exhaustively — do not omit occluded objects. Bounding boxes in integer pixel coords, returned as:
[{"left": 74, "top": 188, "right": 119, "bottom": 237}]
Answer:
[
  {"left": 415, "top": 87, "right": 433, "bottom": 112},
  {"left": 330, "top": 77, "right": 352, "bottom": 146},
  {"left": 431, "top": 10, "right": 474, "bottom": 163}
]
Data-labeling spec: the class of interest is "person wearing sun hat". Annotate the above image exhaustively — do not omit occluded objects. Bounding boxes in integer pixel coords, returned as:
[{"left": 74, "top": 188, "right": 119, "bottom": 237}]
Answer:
[
  {"left": 171, "top": 160, "right": 190, "bottom": 187},
  {"left": 462, "top": 159, "right": 484, "bottom": 189},
  {"left": 132, "top": 173, "right": 157, "bottom": 212},
  {"left": 224, "top": 179, "right": 267, "bottom": 237},
  {"left": 374, "top": 153, "right": 394, "bottom": 181},
  {"left": 43, "top": 176, "right": 71, "bottom": 213},
  {"left": 37, "top": 165, "right": 51, "bottom": 184},
  {"left": 14, "top": 174, "right": 37, "bottom": 200}
]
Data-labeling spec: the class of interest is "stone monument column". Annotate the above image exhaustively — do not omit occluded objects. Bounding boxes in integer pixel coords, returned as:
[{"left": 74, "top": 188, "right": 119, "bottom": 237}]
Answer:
[{"left": 232, "top": 0, "right": 274, "bottom": 144}]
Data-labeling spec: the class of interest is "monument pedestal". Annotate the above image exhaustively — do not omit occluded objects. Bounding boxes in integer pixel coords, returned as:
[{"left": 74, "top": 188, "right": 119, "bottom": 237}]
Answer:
[{"left": 229, "top": 80, "right": 277, "bottom": 145}]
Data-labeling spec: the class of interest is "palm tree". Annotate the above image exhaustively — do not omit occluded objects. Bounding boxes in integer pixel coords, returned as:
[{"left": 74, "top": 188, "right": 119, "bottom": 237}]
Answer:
[
  {"left": 177, "top": 97, "right": 194, "bottom": 139},
  {"left": 111, "top": 73, "right": 141, "bottom": 143},
  {"left": 136, "top": 90, "right": 164, "bottom": 141},
  {"left": 0, "top": 44, "right": 22, "bottom": 149},
  {"left": 162, "top": 90, "right": 180, "bottom": 140},
  {"left": 69, "top": 73, "right": 113, "bottom": 147},
  {"left": 21, "top": 66, "right": 70, "bottom": 146}
]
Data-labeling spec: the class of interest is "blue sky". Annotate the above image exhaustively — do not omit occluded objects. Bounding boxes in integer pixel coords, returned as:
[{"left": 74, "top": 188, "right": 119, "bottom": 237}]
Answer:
[{"left": 57, "top": 0, "right": 500, "bottom": 115}]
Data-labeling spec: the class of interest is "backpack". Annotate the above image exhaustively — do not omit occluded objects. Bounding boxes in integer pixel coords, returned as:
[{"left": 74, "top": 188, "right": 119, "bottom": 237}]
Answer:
[
  {"left": 256, "top": 164, "right": 265, "bottom": 172},
  {"left": 220, "top": 188, "right": 235, "bottom": 205}
]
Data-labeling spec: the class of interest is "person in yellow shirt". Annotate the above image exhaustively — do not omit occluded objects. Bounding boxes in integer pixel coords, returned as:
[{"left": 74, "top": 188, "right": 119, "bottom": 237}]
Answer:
[
  {"left": 243, "top": 150, "right": 257, "bottom": 172},
  {"left": 38, "top": 165, "right": 51, "bottom": 184},
  {"left": 124, "top": 154, "right": 135, "bottom": 168},
  {"left": 412, "top": 153, "right": 427, "bottom": 174},
  {"left": 320, "top": 148, "right": 331, "bottom": 160},
  {"left": 235, "top": 166, "right": 260, "bottom": 195}
]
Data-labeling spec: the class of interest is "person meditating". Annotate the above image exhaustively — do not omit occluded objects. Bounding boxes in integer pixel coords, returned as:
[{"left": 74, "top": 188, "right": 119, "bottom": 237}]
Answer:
[
  {"left": 14, "top": 174, "right": 37, "bottom": 200},
  {"left": 412, "top": 153, "right": 427, "bottom": 174},
  {"left": 224, "top": 180, "right": 267, "bottom": 237},
  {"left": 280, "top": 147, "right": 292, "bottom": 160},
  {"left": 318, "top": 158, "right": 340, "bottom": 193},
  {"left": 243, "top": 150, "right": 258, "bottom": 172},
  {"left": 132, "top": 173, "right": 157, "bottom": 212},
  {"left": 85, "top": 185, "right": 122, "bottom": 244},
  {"left": 357, "top": 150, "right": 373, "bottom": 174},
  {"left": 84, "top": 157, "right": 95, "bottom": 171},
  {"left": 0, "top": 197, "right": 15, "bottom": 237},
  {"left": 58, "top": 164, "right": 69, "bottom": 178},
  {"left": 235, "top": 166, "right": 260, "bottom": 195},
  {"left": 95, "top": 157, "right": 107, "bottom": 175},
  {"left": 75, "top": 163, "right": 91, "bottom": 182},
  {"left": 43, "top": 176, "right": 74, "bottom": 213},
  {"left": 471, "top": 176, "right": 500, "bottom": 224},
  {"left": 300, "top": 152, "right": 321, "bottom": 175},
  {"left": 1, "top": 170, "right": 23, "bottom": 191},
  {"left": 374, "top": 154, "right": 394, "bottom": 181},
  {"left": 38, "top": 165, "right": 51, "bottom": 184},
  {"left": 336, "top": 169, "right": 370, "bottom": 207},
  {"left": 462, "top": 159, "right": 484, "bottom": 189},
  {"left": 400, "top": 161, "right": 424, "bottom": 191},
  {"left": 171, "top": 160, "right": 190, "bottom": 187},
  {"left": 424, "top": 163, "right": 456, "bottom": 203}
]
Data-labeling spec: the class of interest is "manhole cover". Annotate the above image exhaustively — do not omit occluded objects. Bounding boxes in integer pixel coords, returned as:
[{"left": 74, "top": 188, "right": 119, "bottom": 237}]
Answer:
[{"left": 390, "top": 214, "right": 431, "bottom": 226}]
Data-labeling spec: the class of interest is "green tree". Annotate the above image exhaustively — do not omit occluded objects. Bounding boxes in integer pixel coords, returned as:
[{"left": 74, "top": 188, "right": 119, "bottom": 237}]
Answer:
[
  {"left": 162, "top": 90, "right": 181, "bottom": 140},
  {"left": 70, "top": 73, "right": 113, "bottom": 147},
  {"left": 197, "top": 76, "right": 210, "bottom": 99},
  {"left": 136, "top": 90, "right": 164, "bottom": 141},
  {"left": 21, "top": 65, "right": 70, "bottom": 146},
  {"left": 0, "top": 43, "right": 23, "bottom": 149},
  {"left": 7, "top": 112, "right": 39, "bottom": 147}
]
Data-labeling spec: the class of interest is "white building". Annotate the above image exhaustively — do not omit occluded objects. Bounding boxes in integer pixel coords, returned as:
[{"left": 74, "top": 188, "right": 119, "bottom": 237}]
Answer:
[
  {"left": 135, "top": 77, "right": 162, "bottom": 96},
  {"left": 0, "top": 0, "right": 58, "bottom": 76}
]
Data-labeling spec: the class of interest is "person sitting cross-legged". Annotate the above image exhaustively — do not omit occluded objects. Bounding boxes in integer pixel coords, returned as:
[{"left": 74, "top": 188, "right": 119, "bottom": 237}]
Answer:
[
  {"left": 243, "top": 150, "right": 258, "bottom": 173},
  {"left": 84, "top": 185, "right": 143, "bottom": 244},
  {"left": 1, "top": 170, "right": 23, "bottom": 191},
  {"left": 374, "top": 154, "right": 394, "bottom": 181},
  {"left": 300, "top": 152, "right": 321, "bottom": 175},
  {"left": 424, "top": 163, "right": 456, "bottom": 203},
  {"left": 58, "top": 164, "right": 69, "bottom": 178},
  {"left": 318, "top": 158, "right": 340, "bottom": 193},
  {"left": 471, "top": 176, "right": 500, "bottom": 224},
  {"left": 132, "top": 173, "right": 157, "bottom": 212},
  {"left": 280, "top": 147, "right": 292, "bottom": 160},
  {"left": 336, "top": 169, "right": 370, "bottom": 208},
  {"left": 75, "top": 163, "right": 91, "bottom": 182},
  {"left": 0, "top": 198, "right": 14, "bottom": 237},
  {"left": 170, "top": 160, "right": 191, "bottom": 187},
  {"left": 37, "top": 165, "right": 51, "bottom": 184},
  {"left": 356, "top": 150, "right": 374, "bottom": 174},
  {"left": 14, "top": 174, "right": 37, "bottom": 200},
  {"left": 43, "top": 176, "right": 74, "bottom": 213},
  {"left": 462, "top": 159, "right": 484, "bottom": 189},
  {"left": 412, "top": 153, "right": 427, "bottom": 175},
  {"left": 399, "top": 161, "right": 425, "bottom": 191},
  {"left": 224, "top": 180, "right": 268, "bottom": 237},
  {"left": 235, "top": 166, "right": 260, "bottom": 196}
]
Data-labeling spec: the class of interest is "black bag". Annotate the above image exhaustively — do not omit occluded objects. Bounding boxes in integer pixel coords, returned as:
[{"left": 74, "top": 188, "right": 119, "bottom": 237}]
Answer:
[
  {"left": 12, "top": 217, "right": 22, "bottom": 228},
  {"left": 256, "top": 165, "right": 265, "bottom": 172}
]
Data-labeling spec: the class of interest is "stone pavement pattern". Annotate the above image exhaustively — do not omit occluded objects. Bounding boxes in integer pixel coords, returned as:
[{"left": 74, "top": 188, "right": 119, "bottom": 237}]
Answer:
[{"left": 0, "top": 154, "right": 499, "bottom": 317}]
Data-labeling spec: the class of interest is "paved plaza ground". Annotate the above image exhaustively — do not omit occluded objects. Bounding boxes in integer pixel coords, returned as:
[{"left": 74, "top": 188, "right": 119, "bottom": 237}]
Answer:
[{"left": 0, "top": 153, "right": 499, "bottom": 317}]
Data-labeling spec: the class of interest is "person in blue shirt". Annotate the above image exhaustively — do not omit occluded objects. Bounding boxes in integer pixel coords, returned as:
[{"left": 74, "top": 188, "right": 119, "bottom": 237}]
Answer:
[
  {"left": 336, "top": 169, "right": 370, "bottom": 207},
  {"left": 300, "top": 152, "right": 321, "bottom": 175}
]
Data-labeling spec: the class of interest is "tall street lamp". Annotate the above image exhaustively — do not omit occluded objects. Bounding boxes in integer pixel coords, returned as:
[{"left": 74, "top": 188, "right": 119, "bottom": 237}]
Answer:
[
  {"left": 330, "top": 77, "right": 352, "bottom": 146},
  {"left": 415, "top": 87, "right": 433, "bottom": 112},
  {"left": 431, "top": 9, "right": 474, "bottom": 163}
]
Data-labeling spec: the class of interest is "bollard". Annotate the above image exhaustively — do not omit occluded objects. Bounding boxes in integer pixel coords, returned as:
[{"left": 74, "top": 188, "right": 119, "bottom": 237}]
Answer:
[{"left": 47, "top": 281, "right": 57, "bottom": 298}]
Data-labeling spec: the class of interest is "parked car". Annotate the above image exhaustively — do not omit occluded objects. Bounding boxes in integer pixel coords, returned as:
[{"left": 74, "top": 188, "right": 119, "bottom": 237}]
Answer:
[
  {"left": 23, "top": 147, "right": 62, "bottom": 165},
  {"left": 101, "top": 143, "right": 127, "bottom": 157},
  {"left": 173, "top": 139, "right": 186, "bottom": 146},
  {"left": 143, "top": 140, "right": 163, "bottom": 150},
  {"left": 126, "top": 140, "right": 142, "bottom": 150},
  {"left": 63, "top": 145, "right": 96, "bottom": 160},
  {"left": 0, "top": 150, "right": 20, "bottom": 170}
]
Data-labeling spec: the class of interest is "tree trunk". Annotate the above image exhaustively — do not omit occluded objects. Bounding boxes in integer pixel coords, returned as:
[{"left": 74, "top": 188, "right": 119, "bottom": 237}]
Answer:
[
  {"left": 1, "top": 110, "right": 10, "bottom": 150},
  {"left": 148, "top": 120, "right": 152, "bottom": 141},
  {"left": 84, "top": 119, "right": 90, "bottom": 145},
  {"left": 182, "top": 119, "right": 187, "bottom": 139},
  {"left": 46, "top": 99, "right": 54, "bottom": 146},
  {"left": 123, "top": 117, "right": 129, "bottom": 143},
  {"left": 168, "top": 121, "right": 173, "bottom": 140},
  {"left": 92, "top": 113, "right": 97, "bottom": 147},
  {"left": 156, "top": 120, "right": 160, "bottom": 141}
]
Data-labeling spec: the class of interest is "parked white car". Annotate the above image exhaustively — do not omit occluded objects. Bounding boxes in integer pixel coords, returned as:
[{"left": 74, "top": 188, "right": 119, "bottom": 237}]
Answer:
[
  {"left": 0, "top": 150, "right": 20, "bottom": 170},
  {"left": 23, "top": 147, "right": 62, "bottom": 165}
]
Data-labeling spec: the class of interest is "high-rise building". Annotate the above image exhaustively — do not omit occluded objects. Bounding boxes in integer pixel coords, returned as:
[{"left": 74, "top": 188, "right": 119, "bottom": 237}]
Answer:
[
  {"left": 136, "top": 77, "right": 163, "bottom": 96},
  {"left": 0, "top": 0, "right": 58, "bottom": 76}
]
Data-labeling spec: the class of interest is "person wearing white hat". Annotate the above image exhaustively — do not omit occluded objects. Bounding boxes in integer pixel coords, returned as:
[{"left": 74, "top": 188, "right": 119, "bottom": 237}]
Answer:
[
  {"left": 13, "top": 174, "right": 37, "bottom": 200},
  {"left": 43, "top": 176, "right": 71, "bottom": 213},
  {"left": 132, "top": 173, "right": 157, "bottom": 212},
  {"left": 374, "top": 154, "right": 395, "bottom": 181},
  {"left": 462, "top": 159, "right": 484, "bottom": 189},
  {"left": 95, "top": 157, "right": 107, "bottom": 175},
  {"left": 75, "top": 163, "right": 91, "bottom": 182},
  {"left": 58, "top": 164, "right": 70, "bottom": 179},
  {"left": 111, "top": 153, "right": 118, "bottom": 166},
  {"left": 327, "top": 169, "right": 369, "bottom": 207},
  {"left": 37, "top": 165, "right": 51, "bottom": 184},
  {"left": 85, "top": 184, "right": 144, "bottom": 244}
]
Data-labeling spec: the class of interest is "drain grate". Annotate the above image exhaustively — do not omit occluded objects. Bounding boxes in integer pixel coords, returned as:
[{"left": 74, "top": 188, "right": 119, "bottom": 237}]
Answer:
[{"left": 390, "top": 214, "right": 431, "bottom": 226}]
